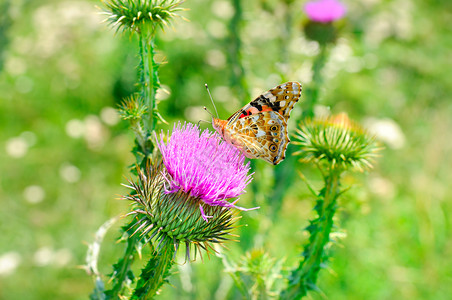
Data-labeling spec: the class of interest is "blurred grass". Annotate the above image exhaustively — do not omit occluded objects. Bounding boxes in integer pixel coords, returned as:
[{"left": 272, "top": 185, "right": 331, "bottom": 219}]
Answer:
[{"left": 1, "top": 0, "right": 451, "bottom": 299}]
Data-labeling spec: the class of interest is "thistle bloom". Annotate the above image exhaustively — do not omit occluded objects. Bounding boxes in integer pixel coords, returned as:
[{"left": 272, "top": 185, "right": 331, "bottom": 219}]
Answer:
[
  {"left": 304, "top": 0, "right": 346, "bottom": 23},
  {"left": 156, "top": 122, "right": 253, "bottom": 219},
  {"left": 123, "top": 123, "right": 255, "bottom": 259}
]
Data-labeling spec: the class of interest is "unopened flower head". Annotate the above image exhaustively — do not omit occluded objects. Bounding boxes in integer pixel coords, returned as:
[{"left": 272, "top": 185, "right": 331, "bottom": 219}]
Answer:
[
  {"left": 118, "top": 94, "right": 147, "bottom": 121},
  {"left": 293, "top": 113, "right": 381, "bottom": 172},
  {"left": 304, "top": 0, "right": 346, "bottom": 23},
  {"left": 101, "top": 0, "right": 186, "bottom": 33}
]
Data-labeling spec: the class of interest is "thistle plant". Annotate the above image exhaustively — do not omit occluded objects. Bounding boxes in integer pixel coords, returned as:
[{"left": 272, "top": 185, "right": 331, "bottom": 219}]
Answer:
[
  {"left": 87, "top": 122, "right": 255, "bottom": 299},
  {"left": 88, "top": 2, "right": 188, "bottom": 298},
  {"left": 280, "top": 113, "right": 381, "bottom": 299},
  {"left": 86, "top": 1, "right": 255, "bottom": 299}
]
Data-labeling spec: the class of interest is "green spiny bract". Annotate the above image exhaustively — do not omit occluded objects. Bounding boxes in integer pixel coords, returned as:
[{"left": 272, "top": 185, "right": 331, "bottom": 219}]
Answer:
[
  {"left": 123, "top": 161, "right": 240, "bottom": 261},
  {"left": 100, "top": 0, "right": 186, "bottom": 34},
  {"left": 293, "top": 113, "right": 381, "bottom": 172},
  {"left": 118, "top": 94, "right": 147, "bottom": 121}
]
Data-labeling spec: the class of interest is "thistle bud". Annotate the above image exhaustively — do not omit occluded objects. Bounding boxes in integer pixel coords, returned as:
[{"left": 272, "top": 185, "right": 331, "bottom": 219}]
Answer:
[
  {"left": 293, "top": 113, "right": 381, "bottom": 172},
  {"left": 302, "top": 0, "right": 346, "bottom": 45},
  {"left": 100, "top": 0, "right": 186, "bottom": 33}
]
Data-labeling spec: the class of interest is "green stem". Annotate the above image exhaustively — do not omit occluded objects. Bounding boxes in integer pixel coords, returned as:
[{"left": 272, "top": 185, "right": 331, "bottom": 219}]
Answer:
[
  {"left": 130, "top": 119, "right": 147, "bottom": 155},
  {"left": 131, "top": 239, "right": 175, "bottom": 300},
  {"left": 105, "top": 221, "right": 140, "bottom": 299},
  {"left": 228, "top": 0, "right": 250, "bottom": 102},
  {"left": 279, "top": 1, "right": 293, "bottom": 70},
  {"left": 268, "top": 148, "right": 298, "bottom": 219},
  {"left": 281, "top": 168, "right": 341, "bottom": 300},
  {"left": 268, "top": 45, "right": 328, "bottom": 218},
  {"left": 139, "top": 31, "right": 160, "bottom": 135},
  {"left": 302, "top": 44, "right": 327, "bottom": 119},
  {"left": 0, "top": 0, "right": 11, "bottom": 73}
]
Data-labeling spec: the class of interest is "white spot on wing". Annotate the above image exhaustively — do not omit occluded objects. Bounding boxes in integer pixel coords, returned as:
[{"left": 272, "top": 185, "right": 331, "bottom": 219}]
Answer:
[
  {"left": 256, "top": 130, "right": 266, "bottom": 137},
  {"left": 264, "top": 92, "right": 277, "bottom": 101}
]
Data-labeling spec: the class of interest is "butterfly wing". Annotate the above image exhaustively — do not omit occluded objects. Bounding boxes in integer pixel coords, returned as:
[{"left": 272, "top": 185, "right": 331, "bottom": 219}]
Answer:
[
  {"left": 227, "top": 111, "right": 290, "bottom": 165},
  {"left": 216, "top": 81, "right": 302, "bottom": 165},
  {"left": 227, "top": 81, "right": 302, "bottom": 123}
]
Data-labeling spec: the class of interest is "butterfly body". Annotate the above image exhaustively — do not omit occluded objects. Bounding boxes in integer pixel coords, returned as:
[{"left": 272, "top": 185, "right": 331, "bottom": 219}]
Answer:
[{"left": 212, "top": 82, "right": 302, "bottom": 165}]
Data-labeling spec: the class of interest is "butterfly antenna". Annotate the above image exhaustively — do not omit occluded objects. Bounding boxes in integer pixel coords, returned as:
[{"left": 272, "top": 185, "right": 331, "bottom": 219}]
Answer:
[
  {"left": 205, "top": 83, "right": 219, "bottom": 118},
  {"left": 197, "top": 119, "right": 211, "bottom": 127},
  {"left": 203, "top": 106, "right": 214, "bottom": 118}
]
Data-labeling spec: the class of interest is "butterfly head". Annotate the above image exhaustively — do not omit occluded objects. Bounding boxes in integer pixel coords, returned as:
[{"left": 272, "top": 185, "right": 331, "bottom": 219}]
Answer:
[{"left": 212, "top": 118, "right": 227, "bottom": 136}]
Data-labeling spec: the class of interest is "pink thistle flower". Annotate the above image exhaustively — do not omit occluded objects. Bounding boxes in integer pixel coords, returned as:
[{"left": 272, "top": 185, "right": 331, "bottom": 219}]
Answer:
[
  {"left": 156, "top": 122, "right": 255, "bottom": 221},
  {"left": 304, "top": 0, "right": 346, "bottom": 23}
]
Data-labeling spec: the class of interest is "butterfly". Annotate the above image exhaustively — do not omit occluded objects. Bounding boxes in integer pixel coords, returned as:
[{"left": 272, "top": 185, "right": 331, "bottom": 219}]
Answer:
[{"left": 212, "top": 82, "right": 302, "bottom": 165}]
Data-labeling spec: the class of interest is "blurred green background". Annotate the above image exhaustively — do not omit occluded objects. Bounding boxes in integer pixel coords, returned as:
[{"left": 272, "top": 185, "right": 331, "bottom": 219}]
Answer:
[{"left": 1, "top": 0, "right": 451, "bottom": 299}]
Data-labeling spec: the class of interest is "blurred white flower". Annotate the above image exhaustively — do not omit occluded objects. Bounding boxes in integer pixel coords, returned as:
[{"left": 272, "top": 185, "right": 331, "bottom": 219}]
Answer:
[
  {"left": 211, "top": 0, "right": 234, "bottom": 19},
  {"left": 5, "top": 131, "right": 37, "bottom": 158},
  {"left": 59, "top": 163, "right": 81, "bottom": 183},
  {"left": 65, "top": 119, "right": 85, "bottom": 138},
  {"left": 33, "top": 247, "right": 53, "bottom": 267},
  {"left": 206, "top": 49, "right": 226, "bottom": 68},
  {"left": 66, "top": 116, "right": 109, "bottom": 149},
  {"left": 6, "top": 137, "right": 28, "bottom": 158},
  {"left": 213, "top": 86, "right": 236, "bottom": 104},
  {"left": 54, "top": 248, "right": 73, "bottom": 267},
  {"left": 207, "top": 20, "right": 227, "bottom": 39},
  {"left": 33, "top": 247, "right": 72, "bottom": 267},
  {"left": 0, "top": 252, "right": 21, "bottom": 276},
  {"left": 314, "top": 105, "right": 331, "bottom": 118},
  {"left": 364, "top": 117, "right": 405, "bottom": 149},
  {"left": 368, "top": 176, "right": 396, "bottom": 199},
  {"left": 84, "top": 115, "right": 108, "bottom": 150},
  {"left": 23, "top": 185, "right": 45, "bottom": 204},
  {"left": 100, "top": 107, "right": 120, "bottom": 126}
]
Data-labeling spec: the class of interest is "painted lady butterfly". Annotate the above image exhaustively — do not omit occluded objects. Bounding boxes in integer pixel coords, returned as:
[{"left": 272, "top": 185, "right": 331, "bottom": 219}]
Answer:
[{"left": 212, "top": 82, "right": 302, "bottom": 165}]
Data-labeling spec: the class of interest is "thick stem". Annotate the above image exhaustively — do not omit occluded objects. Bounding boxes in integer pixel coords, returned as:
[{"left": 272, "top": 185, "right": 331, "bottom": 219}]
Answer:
[
  {"left": 131, "top": 239, "right": 175, "bottom": 300},
  {"left": 139, "top": 32, "right": 160, "bottom": 135},
  {"left": 139, "top": 34, "right": 151, "bottom": 130},
  {"left": 281, "top": 168, "right": 341, "bottom": 300},
  {"left": 148, "top": 37, "right": 160, "bottom": 132}
]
